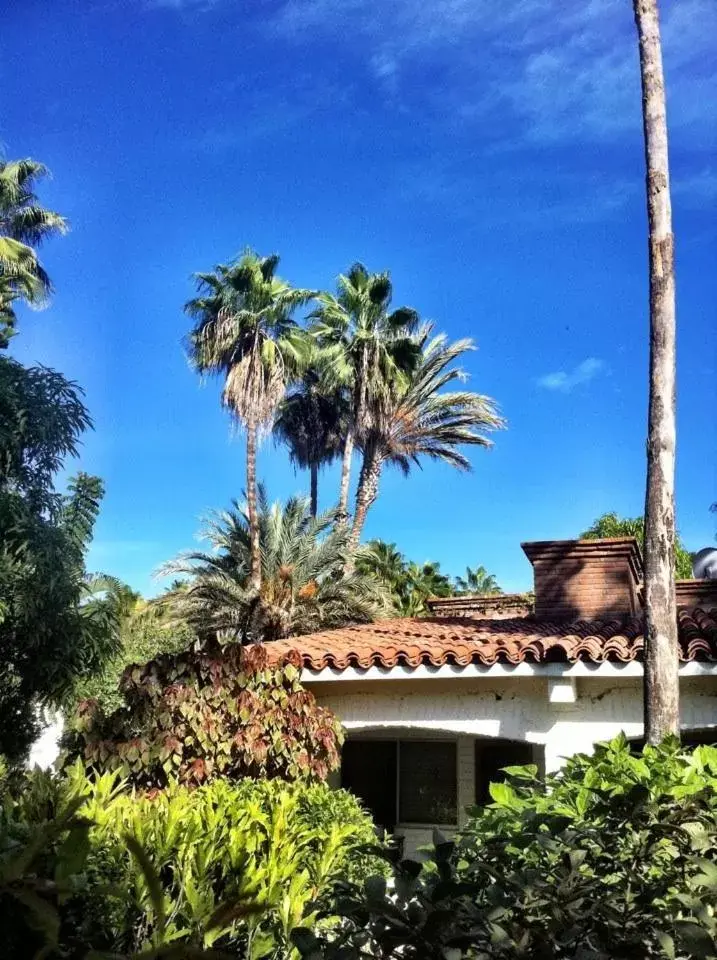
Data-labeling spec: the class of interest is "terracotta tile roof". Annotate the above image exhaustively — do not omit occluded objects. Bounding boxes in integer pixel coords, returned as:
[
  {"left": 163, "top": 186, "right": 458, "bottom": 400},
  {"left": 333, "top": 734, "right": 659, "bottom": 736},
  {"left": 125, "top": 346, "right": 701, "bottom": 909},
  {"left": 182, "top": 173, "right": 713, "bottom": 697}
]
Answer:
[{"left": 267, "top": 608, "right": 717, "bottom": 671}]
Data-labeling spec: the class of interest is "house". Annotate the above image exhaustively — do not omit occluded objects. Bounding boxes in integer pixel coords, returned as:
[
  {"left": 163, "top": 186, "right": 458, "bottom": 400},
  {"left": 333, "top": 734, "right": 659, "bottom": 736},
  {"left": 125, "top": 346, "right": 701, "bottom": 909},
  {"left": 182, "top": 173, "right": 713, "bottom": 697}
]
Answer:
[{"left": 267, "top": 538, "right": 717, "bottom": 855}]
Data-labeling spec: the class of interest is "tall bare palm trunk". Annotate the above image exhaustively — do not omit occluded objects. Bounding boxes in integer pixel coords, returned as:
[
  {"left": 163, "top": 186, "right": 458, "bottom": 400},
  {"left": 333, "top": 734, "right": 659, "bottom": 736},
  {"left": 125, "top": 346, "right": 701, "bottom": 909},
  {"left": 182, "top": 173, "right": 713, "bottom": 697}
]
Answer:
[
  {"left": 348, "top": 450, "right": 382, "bottom": 559},
  {"left": 246, "top": 423, "right": 262, "bottom": 592},
  {"left": 310, "top": 461, "right": 319, "bottom": 518},
  {"left": 634, "top": 0, "right": 679, "bottom": 743},
  {"left": 337, "top": 425, "right": 355, "bottom": 525}
]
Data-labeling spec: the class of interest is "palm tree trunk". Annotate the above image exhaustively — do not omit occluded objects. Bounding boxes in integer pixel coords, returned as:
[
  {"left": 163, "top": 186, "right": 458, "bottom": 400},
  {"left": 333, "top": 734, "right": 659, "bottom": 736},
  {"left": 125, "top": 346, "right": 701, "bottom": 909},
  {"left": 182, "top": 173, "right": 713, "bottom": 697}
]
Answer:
[
  {"left": 348, "top": 449, "right": 381, "bottom": 558},
  {"left": 634, "top": 0, "right": 679, "bottom": 743},
  {"left": 246, "top": 423, "right": 262, "bottom": 593},
  {"left": 336, "top": 425, "right": 355, "bottom": 525},
  {"left": 310, "top": 461, "right": 318, "bottom": 518}
]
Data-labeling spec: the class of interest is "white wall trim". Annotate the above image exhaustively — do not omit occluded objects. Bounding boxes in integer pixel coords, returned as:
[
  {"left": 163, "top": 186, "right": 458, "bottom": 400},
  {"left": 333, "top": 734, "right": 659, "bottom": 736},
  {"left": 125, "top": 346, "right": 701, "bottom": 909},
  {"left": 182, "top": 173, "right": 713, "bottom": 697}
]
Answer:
[{"left": 302, "top": 660, "right": 717, "bottom": 684}]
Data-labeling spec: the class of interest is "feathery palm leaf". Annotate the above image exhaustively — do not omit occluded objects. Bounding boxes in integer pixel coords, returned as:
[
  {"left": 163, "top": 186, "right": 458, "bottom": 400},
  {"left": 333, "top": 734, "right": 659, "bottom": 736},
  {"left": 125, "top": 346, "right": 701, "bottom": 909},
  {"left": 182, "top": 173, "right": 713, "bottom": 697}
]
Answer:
[
  {"left": 454, "top": 565, "right": 502, "bottom": 596},
  {"left": 160, "top": 491, "right": 390, "bottom": 643},
  {"left": 0, "top": 159, "right": 67, "bottom": 333}
]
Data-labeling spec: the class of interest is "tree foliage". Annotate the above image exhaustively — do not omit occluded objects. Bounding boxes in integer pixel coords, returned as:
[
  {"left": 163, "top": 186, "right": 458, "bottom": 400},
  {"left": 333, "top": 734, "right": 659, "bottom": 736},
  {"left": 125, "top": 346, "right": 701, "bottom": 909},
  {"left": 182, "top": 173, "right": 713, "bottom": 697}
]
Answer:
[
  {"left": 454, "top": 564, "right": 502, "bottom": 596},
  {"left": 68, "top": 581, "right": 196, "bottom": 716},
  {"left": 310, "top": 262, "right": 423, "bottom": 522},
  {"left": 350, "top": 332, "right": 505, "bottom": 548},
  {"left": 581, "top": 511, "right": 693, "bottom": 580},
  {"left": 357, "top": 540, "right": 454, "bottom": 616},
  {"left": 0, "top": 357, "right": 119, "bottom": 761},
  {"left": 73, "top": 641, "right": 344, "bottom": 788},
  {"left": 185, "top": 250, "right": 313, "bottom": 590},
  {"left": 273, "top": 344, "right": 349, "bottom": 516},
  {"left": 161, "top": 491, "right": 390, "bottom": 643},
  {"left": 300, "top": 735, "right": 717, "bottom": 960},
  {"left": 0, "top": 158, "right": 67, "bottom": 346}
]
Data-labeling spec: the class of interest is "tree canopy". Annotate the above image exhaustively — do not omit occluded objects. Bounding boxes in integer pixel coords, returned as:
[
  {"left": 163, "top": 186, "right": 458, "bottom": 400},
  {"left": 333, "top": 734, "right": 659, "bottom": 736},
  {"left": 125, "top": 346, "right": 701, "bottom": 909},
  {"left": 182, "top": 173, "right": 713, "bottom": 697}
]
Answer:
[
  {"left": 160, "top": 491, "right": 390, "bottom": 643},
  {"left": 0, "top": 356, "right": 119, "bottom": 760},
  {"left": 0, "top": 158, "right": 67, "bottom": 347},
  {"left": 581, "top": 511, "right": 693, "bottom": 580}
]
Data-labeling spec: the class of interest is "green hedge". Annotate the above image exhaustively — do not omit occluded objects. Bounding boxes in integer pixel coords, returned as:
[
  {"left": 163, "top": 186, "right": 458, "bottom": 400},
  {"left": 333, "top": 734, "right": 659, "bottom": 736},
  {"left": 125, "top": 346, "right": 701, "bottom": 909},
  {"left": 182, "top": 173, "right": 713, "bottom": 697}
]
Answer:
[
  {"left": 0, "top": 763, "right": 383, "bottom": 958},
  {"left": 300, "top": 735, "right": 717, "bottom": 960}
]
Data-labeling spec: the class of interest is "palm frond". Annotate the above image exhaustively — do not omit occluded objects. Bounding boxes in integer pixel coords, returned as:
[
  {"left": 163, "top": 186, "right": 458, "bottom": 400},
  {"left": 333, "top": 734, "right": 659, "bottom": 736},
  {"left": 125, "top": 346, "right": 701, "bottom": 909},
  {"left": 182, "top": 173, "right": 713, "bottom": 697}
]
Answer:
[{"left": 160, "top": 494, "right": 389, "bottom": 642}]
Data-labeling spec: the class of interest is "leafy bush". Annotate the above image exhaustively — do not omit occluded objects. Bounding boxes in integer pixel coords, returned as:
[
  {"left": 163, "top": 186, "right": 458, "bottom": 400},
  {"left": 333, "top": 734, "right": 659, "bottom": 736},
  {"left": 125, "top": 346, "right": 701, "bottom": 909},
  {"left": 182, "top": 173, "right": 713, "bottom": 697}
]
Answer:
[
  {"left": 1, "top": 764, "right": 382, "bottom": 958},
  {"left": 71, "top": 640, "right": 342, "bottom": 787},
  {"left": 299, "top": 735, "right": 717, "bottom": 960}
]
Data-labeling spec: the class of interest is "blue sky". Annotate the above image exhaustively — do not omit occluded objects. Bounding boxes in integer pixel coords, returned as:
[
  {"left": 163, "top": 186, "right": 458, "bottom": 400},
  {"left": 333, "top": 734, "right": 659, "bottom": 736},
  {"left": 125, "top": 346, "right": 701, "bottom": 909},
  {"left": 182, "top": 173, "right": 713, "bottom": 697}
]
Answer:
[{"left": 3, "top": 0, "right": 716, "bottom": 595}]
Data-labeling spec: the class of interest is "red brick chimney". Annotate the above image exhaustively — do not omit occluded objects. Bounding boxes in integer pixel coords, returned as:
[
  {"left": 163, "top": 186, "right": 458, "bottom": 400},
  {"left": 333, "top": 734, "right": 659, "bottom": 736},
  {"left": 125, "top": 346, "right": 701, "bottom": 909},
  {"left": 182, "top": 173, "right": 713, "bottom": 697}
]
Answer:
[{"left": 521, "top": 538, "right": 643, "bottom": 621}]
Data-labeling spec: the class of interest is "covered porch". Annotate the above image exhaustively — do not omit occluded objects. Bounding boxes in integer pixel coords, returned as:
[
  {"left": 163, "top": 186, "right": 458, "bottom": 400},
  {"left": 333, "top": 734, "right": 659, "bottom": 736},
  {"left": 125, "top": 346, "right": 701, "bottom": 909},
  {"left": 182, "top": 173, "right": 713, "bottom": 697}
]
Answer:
[{"left": 339, "top": 728, "right": 543, "bottom": 855}]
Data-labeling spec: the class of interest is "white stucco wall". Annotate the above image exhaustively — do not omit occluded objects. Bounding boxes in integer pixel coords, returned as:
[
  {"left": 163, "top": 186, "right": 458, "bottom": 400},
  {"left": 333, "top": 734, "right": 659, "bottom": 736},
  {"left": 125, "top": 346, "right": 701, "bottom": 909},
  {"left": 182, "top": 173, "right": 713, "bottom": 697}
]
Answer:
[
  {"left": 309, "top": 673, "right": 717, "bottom": 774},
  {"left": 27, "top": 711, "right": 63, "bottom": 770}
]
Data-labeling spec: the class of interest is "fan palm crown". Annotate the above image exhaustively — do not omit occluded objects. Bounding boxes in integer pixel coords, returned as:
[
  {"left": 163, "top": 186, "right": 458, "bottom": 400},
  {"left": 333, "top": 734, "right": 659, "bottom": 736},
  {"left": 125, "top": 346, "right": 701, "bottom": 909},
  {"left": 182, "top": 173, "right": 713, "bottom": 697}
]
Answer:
[
  {"left": 273, "top": 343, "right": 349, "bottom": 516},
  {"left": 185, "top": 250, "right": 313, "bottom": 590},
  {"left": 310, "top": 263, "right": 422, "bottom": 522},
  {"left": 350, "top": 331, "right": 505, "bottom": 550}
]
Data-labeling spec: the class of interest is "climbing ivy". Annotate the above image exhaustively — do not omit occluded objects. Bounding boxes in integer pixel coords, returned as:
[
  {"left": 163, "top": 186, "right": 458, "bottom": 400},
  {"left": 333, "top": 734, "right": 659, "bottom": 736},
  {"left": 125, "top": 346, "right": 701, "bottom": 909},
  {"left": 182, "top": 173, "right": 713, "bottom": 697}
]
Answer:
[{"left": 72, "top": 641, "right": 342, "bottom": 787}]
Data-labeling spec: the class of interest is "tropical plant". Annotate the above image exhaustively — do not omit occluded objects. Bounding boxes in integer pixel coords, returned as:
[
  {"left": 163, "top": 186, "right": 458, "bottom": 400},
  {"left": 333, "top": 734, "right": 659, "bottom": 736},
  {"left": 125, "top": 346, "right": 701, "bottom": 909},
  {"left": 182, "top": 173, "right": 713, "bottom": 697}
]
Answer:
[
  {"left": 310, "top": 263, "right": 422, "bottom": 524},
  {"left": 0, "top": 158, "right": 67, "bottom": 346},
  {"left": 355, "top": 540, "right": 407, "bottom": 596},
  {"left": 581, "top": 512, "right": 693, "bottom": 580},
  {"left": 632, "top": 0, "right": 679, "bottom": 742},
  {"left": 161, "top": 492, "right": 389, "bottom": 643},
  {"left": 68, "top": 580, "right": 195, "bottom": 716},
  {"left": 73, "top": 640, "right": 344, "bottom": 788},
  {"left": 1, "top": 765, "right": 382, "bottom": 958},
  {"left": 350, "top": 332, "right": 504, "bottom": 551},
  {"left": 357, "top": 541, "right": 454, "bottom": 617},
  {"left": 0, "top": 356, "right": 120, "bottom": 761},
  {"left": 454, "top": 564, "right": 502, "bottom": 596},
  {"left": 273, "top": 343, "right": 349, "bottom": 517},
  {"left": 300, "top": 735, "right": 717, "bottom": 960},
  {"left": 185, "top": 250, "right": 312, "bottom": 591}
]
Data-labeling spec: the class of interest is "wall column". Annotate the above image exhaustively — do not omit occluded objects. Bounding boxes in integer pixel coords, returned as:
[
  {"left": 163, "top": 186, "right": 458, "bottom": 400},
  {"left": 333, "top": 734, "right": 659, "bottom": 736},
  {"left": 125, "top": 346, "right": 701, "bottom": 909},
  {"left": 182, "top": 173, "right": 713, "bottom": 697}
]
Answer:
[{"left": 457, "top": 736, "right": 475, "bottom": 826}]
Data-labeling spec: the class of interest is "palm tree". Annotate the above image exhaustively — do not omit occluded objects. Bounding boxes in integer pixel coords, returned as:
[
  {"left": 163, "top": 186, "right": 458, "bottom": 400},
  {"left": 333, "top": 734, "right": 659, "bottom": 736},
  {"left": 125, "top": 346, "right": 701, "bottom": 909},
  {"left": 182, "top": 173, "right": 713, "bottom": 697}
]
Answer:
[
  {"left": 273, "top": 344, "right": 349, "bottom": 517},
  {"left": 0, "top": 158, "right": 67, "bottom": 340},
  {"left": 633, "top": 0, "right": 679, "bottom": 742},
  {"left": 454, "top": 565, "right": 502, "bottom": 596},
  {"left": 160, "top": 491, "right": 390, "bottom": 643},
  {"left": 356, "top": 539, "right": 407, "bottom": 594},
  {"left": 349, "top": 332, "right": 505, "bottom": 552},
  {"left": 310, "top": 263, "right": 422, "bottom": 524},
  {"left": 185, "top": 251, "right": 312, "bottom": 591}
]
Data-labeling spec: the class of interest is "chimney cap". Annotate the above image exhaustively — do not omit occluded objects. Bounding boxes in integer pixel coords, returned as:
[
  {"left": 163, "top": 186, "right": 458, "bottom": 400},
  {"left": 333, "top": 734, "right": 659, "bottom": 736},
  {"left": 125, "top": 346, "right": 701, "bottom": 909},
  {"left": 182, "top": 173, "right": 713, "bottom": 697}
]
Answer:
[{"left": 521, "top": 537, "right": 642, "bottom": 568}]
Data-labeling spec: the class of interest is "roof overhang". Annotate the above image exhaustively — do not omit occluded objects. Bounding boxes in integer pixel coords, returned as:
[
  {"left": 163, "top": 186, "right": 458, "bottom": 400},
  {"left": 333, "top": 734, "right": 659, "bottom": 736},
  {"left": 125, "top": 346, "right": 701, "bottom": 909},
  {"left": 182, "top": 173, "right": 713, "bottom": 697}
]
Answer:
[{"left": 301, "top": 660, "right": 717, "bottom": 684}]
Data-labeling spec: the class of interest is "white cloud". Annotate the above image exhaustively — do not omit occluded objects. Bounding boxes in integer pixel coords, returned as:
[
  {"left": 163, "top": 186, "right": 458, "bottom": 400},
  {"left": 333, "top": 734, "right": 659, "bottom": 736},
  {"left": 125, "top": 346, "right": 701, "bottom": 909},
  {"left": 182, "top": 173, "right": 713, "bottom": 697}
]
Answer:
[
  {"left": 537, "top": 358, "right": 604, "bottom": 392},
  {"left": 269, "top": 0, "right": 717, "bottom": 146}
]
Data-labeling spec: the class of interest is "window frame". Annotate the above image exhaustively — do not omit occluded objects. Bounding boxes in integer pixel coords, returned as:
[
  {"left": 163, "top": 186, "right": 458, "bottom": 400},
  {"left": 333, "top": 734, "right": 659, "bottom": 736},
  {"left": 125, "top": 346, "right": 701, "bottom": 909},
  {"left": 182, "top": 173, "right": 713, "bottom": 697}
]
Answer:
[
  {"left": 341, "top": 736, "right": 459, "bottom": 829},
  {"left": 397, "top": 738, "right": 458, "bottom": 827}
]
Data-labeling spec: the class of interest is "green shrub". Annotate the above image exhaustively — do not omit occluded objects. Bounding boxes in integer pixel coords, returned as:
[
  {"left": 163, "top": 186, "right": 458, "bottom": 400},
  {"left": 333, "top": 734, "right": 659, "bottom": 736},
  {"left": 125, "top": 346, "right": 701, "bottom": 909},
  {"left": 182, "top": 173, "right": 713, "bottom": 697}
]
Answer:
[
  {"left": 1, "top": 763, "right": 383, "bottom": 958},
  {"left": 300, "top": 735, "right": 717, "bottom": 960}
]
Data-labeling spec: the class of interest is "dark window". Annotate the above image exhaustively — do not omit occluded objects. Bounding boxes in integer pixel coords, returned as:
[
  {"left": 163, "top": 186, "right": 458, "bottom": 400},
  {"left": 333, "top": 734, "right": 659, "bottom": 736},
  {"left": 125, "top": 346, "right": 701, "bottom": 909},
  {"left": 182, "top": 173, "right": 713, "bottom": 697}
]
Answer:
[
  {"left": 475, "top": 739, "right": 535, "bottom": 804},
  {"left": 399, "top": 740, "right": 457, "bottom": 824},
  {"left": 341, "top": 739, "right": 397, "bottom": 830}
]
